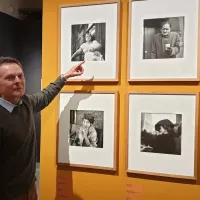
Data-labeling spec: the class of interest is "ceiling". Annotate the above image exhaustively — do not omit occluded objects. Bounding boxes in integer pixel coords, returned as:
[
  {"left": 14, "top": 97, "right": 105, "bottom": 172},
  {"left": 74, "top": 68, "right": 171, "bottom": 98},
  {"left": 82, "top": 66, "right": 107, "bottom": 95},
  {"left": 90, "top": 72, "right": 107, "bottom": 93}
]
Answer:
[{"left": 0, "top": 0, "right": 42, "bottom": 19}]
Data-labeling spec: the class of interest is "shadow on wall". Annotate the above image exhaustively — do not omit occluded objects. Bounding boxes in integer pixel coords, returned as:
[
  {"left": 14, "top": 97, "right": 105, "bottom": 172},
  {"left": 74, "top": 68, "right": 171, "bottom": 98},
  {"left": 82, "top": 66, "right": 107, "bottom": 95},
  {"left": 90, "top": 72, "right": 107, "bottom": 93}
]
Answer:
[{"left": 55, "top": 83, "right": 94, "bottom": 200}]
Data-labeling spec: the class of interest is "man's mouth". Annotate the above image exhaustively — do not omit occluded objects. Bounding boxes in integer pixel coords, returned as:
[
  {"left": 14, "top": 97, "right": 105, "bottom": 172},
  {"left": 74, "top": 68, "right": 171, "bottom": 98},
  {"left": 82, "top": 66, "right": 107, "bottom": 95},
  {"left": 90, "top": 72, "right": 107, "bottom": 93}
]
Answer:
[{"left": 14, "top": 88, "right": 23, "bottom": 91}]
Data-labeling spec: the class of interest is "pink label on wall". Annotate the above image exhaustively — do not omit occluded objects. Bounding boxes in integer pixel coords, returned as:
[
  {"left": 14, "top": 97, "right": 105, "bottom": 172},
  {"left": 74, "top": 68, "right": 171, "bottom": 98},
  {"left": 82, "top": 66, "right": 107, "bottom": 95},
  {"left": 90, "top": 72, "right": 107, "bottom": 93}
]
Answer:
[{"left": 126, "top": 184, "right": 142, "bottom": 194}]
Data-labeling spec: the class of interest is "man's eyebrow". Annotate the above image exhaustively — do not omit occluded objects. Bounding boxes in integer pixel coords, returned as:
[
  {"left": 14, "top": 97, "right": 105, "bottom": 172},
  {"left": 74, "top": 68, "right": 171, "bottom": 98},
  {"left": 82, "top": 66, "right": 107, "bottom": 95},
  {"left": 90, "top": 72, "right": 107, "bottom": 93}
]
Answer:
[
  {"left": 5, "top": 72, "right": 24, "bottom": 78},
  {"left": 5, "top": 74, "right": 15, "bottom": 78}
]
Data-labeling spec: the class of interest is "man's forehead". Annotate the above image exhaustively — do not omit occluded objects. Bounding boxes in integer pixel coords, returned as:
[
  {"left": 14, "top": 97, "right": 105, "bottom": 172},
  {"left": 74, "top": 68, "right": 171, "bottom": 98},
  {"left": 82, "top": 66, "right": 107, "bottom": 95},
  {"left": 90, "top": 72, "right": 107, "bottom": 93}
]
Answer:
[
  {"left": 0, "top": 64, "right": 23, "bottom": 80},
  {"left": 0, "top": 63, "right": 23, "bottom": 73},
  {"left": 162, "top": 24, "right": 170, "bottom": 28}
]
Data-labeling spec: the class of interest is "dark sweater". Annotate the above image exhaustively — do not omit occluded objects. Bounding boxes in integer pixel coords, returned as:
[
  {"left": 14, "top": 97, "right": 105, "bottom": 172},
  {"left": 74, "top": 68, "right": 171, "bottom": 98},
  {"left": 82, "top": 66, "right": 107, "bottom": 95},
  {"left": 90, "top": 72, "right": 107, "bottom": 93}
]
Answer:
[{"left": 0, "top": 76, "right": 65, "bottom": 199}]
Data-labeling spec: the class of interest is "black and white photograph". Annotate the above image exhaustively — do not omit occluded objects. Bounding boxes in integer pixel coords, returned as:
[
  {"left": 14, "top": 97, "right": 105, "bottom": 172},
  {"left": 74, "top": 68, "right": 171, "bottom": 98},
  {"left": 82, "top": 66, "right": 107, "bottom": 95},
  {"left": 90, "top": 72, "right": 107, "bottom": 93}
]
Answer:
[
  {"left": 69, "top": 110, "right": 104, "bottom": 148},
  {"left": 143, "top": 16, "right": 184, "bottom": 59},
  {"left": 129, "top": 0, "right": 199, "bottom": 80},
  {"left": 58, "top": 92, "right": 117, "bottom": 169},
  {"left": 58, "top": 90, "right": 117, "bottom": 170},
  {"left": 71, "top": 23, "right": 106, "bottom": 62},
  {"left": 127, "top": 92, "right": 197, "bottom": 178},
  {"left": 141, "top": 112, "right": 182, "bottom": 155},
  {"left": 60, "top": 2, "right": 119, "bottom": 81}
]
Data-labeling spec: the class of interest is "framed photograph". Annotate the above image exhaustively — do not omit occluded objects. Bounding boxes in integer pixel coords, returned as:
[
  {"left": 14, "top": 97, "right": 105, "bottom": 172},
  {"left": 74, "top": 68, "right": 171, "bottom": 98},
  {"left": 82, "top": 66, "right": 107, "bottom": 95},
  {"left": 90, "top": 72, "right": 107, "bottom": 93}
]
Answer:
[
  {"left": 57, "top": 91, "right": 118, "bottom": 170},
  {"left": 59, "top": 1, "right": 120, "bottom": 82},
  {"left": 128, "top": 0, "right": 200, "bottom": 81},
  {"left": 126, "top": 92, "right": 199, "bottom": 179}
]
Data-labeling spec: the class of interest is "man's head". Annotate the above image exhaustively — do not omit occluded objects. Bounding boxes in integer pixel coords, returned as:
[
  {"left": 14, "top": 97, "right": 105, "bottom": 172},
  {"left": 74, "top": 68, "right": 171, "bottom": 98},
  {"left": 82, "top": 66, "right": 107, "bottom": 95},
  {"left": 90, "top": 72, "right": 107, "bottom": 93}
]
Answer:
[
  {"left": 160, "top": 21, "right": 171, "bottom": 37},
  {"left": 0, "top": 57, "right": 25, "bottom": 104}
]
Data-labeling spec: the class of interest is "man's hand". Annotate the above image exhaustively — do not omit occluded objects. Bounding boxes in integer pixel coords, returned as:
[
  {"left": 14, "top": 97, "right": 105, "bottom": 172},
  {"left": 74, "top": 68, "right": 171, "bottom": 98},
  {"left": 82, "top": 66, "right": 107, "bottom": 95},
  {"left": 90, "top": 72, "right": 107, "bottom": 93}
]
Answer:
[
  {"left": 63, "top": 61, "right": 85, "bottom": 79},
  {"left": 165, "top": 47, "right": 173, "bottom": 56}
]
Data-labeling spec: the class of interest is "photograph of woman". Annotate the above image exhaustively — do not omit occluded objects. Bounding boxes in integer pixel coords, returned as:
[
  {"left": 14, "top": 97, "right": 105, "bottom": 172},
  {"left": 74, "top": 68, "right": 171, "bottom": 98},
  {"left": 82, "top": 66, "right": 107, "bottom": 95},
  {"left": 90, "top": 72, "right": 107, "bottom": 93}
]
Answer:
[
  {"left": 69, "top": 110, "right": 104, "bottom": 148},
  {"left": 71, "top": 23, "right": 106, "bottom": 61}
]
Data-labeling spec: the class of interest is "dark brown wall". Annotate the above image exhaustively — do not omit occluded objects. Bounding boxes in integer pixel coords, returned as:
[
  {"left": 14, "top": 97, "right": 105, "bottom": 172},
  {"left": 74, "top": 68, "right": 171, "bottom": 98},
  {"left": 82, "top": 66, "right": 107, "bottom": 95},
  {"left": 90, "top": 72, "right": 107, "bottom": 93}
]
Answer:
[{"left": 0, "top": 11, "right": 42, "bottom": 162}]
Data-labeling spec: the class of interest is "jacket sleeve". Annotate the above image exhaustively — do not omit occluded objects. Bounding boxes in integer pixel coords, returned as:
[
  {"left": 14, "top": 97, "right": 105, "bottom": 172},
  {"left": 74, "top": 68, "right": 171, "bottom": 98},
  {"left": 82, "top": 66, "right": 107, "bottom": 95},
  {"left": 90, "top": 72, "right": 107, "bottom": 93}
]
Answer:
[
  {"left": 171, "top": 33, "right": 181, "bottom": 56},
  {"left": 27, "top": 76, "right": 66, "bottom": 114}
]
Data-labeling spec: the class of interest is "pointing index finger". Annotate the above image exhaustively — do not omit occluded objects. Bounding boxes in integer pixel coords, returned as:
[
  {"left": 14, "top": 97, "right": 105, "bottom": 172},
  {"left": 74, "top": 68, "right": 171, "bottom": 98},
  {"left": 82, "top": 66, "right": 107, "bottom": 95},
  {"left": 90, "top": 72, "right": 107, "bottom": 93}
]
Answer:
[{"left": 76, "top": 61, "right": 85, "bottom": 67}]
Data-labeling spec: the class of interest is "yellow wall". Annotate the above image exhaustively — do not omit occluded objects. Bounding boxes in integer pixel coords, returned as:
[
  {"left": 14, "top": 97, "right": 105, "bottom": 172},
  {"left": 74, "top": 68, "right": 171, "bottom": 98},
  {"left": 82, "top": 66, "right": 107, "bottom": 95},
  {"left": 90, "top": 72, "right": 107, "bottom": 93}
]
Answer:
[{"left": 41, "top": 0, "right": 200, "bottom": 199}]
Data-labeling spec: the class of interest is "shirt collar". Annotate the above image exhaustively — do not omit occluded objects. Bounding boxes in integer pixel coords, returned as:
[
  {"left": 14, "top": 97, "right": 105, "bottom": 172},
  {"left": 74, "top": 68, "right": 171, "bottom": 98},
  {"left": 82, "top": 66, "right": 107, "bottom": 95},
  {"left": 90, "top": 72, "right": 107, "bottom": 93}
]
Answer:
[
  {"left": 0, "top": 97, "right": 23, "bottom": 113},
  {"left": 162, "top": 32, "right": 171, "bottom": 38}
]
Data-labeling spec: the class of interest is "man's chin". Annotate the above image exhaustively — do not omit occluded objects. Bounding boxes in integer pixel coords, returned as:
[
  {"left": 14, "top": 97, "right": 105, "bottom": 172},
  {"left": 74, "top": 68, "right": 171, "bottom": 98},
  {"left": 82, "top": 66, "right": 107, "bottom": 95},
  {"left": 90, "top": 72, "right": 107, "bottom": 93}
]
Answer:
[{"left": 13, "top": 91, "right": 24, "bottom": 98}]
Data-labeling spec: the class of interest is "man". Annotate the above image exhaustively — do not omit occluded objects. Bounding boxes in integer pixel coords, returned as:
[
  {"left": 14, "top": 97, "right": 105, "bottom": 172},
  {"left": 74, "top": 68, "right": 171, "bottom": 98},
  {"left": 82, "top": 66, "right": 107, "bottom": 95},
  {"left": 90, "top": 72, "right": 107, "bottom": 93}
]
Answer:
[
  {"left": 0, "top": 57, "right": 84, "bottom": 200},
  {"left": 151, "top": 21, "right": 181, "bottom": 59}
]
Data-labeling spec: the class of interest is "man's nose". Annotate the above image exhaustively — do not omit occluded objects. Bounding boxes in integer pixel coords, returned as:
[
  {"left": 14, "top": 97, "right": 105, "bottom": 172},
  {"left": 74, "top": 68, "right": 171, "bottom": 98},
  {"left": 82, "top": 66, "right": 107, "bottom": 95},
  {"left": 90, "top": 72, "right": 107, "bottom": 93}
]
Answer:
[{"left": 14, "top": 76, "right": 21, "bottom": 83}]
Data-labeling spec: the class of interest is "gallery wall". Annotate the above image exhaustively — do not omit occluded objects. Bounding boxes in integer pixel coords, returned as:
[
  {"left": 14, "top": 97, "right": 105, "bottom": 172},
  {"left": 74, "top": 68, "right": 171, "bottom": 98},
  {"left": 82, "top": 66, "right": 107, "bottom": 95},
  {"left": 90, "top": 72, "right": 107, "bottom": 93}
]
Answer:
[{"left": 40, "top": 0, "right": 200, "bottom": 200}]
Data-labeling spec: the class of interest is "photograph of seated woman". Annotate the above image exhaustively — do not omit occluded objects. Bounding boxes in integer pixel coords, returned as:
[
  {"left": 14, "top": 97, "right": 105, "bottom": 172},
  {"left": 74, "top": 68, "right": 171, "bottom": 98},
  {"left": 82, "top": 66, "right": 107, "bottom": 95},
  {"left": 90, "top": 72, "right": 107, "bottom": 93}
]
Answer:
[
  {"left": 69, "top": 111, "right": 104, "bottom": 148},
  {"left": 143, "top": 17, "right": 184, "bottom": 59},
  {"left": 71, "top": 23, "right": 106, "bottom": 61},
  {"left": 141, "top": 114, "right": 182, "bottom": 155}
]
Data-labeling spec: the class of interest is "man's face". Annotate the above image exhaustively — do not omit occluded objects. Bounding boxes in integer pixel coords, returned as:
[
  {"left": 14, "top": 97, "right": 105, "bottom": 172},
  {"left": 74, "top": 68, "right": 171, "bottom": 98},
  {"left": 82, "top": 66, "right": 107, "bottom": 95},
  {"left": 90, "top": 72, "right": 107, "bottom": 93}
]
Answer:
[
  {"left": 161, "top": 23, "right": 171, "bottom": 36},
  {"left": 0, "top": 63, "right": 25, "bottom": 102}
]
